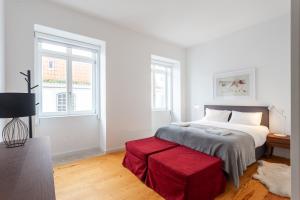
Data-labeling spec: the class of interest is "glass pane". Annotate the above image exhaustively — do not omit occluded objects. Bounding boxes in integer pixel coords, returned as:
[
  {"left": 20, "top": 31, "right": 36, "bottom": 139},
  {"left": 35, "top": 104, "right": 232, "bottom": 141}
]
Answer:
[
  {"left": 41, "top": 42, "right": 67, "bottom": 53},
  {"left": 72, "top": 61, "right": 93, "bottom": 112},
  {"left": 154, "top": 72, "right": 167, "bottom": 110},
  {"left": 154, "top": 64, "right": 166, "bottom": 72},
  {"left": 42, "top": 56, "right": 67, "bottom": 113},
  {"left": 72, "top": 48, "right": 93, "bottom": 58}
]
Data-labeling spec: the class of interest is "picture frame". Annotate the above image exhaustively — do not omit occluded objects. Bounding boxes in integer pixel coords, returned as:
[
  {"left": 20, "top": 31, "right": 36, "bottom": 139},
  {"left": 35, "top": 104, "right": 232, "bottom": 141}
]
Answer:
[{"left": 213, "top": 68, "right": 256, "bottom": 99}]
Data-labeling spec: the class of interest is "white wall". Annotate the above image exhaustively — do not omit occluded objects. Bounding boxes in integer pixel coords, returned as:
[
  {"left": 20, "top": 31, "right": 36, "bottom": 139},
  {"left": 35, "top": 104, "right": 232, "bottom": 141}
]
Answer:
[
  {"left": 0, "top": 0, "right": 5, "bottom": 139},
  {"left": 5, "top": 0, "right": 186, "bottom": 155},
  {"left": 0, "top": 0, "right": 4, "bottom": 91},
  {"left": 187, "top": 15, "right": 290, "bottom": 157}
]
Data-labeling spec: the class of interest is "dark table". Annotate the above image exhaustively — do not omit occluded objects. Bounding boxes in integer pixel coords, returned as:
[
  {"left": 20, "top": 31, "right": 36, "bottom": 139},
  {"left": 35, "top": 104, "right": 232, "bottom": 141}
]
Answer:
[{"left": 0, "top": 137, "right": 56, "bottom": 200}]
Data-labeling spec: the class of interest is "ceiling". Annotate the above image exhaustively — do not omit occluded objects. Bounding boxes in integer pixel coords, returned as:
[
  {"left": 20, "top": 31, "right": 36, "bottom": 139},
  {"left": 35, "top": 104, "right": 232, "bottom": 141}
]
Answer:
[{"left": 48, "top": 0, "right": 290, "bottom": 47}]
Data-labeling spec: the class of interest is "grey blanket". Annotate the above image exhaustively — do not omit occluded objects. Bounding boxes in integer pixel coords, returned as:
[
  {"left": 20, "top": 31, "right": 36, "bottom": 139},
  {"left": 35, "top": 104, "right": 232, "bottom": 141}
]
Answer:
[{"left": 155, "top": 124, "right": 256, "bottom": 187}]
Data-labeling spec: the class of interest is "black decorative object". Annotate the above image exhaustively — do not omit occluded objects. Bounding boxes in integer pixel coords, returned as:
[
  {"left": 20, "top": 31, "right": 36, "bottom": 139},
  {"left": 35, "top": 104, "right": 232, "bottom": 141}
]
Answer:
[
  {"left": 0, "top": 93, "right": 36, "bottom": 148},
  {"left": 2, "top": 118, "right": 28, "bottom": 148},
  {"left": 20, "top": 70, "right": 39, "bottom": 138}
]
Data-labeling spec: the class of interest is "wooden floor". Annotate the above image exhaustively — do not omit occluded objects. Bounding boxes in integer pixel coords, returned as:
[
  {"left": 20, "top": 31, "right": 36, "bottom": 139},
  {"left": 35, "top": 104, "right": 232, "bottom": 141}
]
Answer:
[{"left": 54, "top": 151, "right": 290, "bottom": 200}]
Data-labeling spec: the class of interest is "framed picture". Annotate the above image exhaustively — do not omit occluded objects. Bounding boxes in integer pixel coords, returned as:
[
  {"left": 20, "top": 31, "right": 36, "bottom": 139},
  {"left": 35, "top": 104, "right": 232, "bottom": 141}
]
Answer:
[{"left": 213, "top": 68, "right": 255, "bottom": 99}]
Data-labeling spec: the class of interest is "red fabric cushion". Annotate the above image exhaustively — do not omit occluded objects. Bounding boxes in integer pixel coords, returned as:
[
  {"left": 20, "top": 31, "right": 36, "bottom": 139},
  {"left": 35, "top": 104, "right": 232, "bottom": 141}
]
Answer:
[
  {"left": 125, "top": 137, "right": 178, "bottom": 160},
  {"left": 123, "top": 137, "right": 178, "bottom": 181},
  {"left": 146, "top": 146, "right": 226, "bottom": 200},
  {"left": 123, "top": 151, "right": 148, "bottom": 180}
]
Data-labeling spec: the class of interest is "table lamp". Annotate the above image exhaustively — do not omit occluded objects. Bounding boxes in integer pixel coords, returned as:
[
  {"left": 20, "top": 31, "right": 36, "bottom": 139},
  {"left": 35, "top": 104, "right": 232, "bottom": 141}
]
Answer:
[
  {"left": 0, "top": 93, "right": 36, "bottom": 148},
  {"left": 268, "top": 105, "right": 287, "bottom": 137}
]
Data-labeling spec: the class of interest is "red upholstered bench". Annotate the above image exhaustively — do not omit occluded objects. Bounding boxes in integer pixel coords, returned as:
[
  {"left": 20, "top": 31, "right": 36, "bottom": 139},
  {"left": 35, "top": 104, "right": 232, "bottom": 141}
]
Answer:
[
  {"left": 122, "top": 137, "right": 178, "bottom": 181},
  {"left": 146, "top": 146, "right": 226, "bottom": 200}
]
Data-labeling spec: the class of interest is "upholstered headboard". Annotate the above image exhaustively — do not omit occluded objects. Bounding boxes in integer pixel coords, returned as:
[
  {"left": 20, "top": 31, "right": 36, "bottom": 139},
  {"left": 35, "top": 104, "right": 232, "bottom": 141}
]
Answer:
[{"left": 204, "top": 105, "right": 269, "bottom": 127}]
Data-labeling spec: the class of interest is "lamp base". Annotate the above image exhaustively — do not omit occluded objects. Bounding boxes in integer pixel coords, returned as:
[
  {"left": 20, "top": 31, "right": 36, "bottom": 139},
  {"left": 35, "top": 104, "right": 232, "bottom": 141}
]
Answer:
[
  {"left": 2, "top": 118, "right": 29, "bottom": 148},
  {"left": 5, "top": 140, "right": 26, "bottom": 148}
]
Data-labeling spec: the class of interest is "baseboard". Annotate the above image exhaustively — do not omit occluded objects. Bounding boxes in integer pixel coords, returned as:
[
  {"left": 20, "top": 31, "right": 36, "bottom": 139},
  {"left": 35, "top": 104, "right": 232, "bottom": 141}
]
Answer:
[
  {"left": 105, "top": 145, "right": 125, "bottom": 153},
  {"left": 52, "top": 147, "right": 104, "bottom": 165},
  {"left": 52, "top": 145, "right": 125, "bottom": 165}
]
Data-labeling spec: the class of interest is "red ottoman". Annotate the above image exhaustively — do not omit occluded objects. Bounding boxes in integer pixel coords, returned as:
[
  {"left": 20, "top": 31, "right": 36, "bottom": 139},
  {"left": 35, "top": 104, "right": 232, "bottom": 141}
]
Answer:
[
  {"left": 122, "top": 137, "right": 178, "bottom": 181},
  {"left": 146, "top": 146, "right": 226, "bottom": 200}
]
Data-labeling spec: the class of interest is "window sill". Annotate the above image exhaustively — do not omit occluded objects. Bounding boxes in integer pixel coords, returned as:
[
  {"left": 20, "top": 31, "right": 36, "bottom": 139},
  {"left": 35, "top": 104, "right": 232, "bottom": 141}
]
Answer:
[
  {"left": 152, "top": 110, "right": 172, "bottom": 112},
  {"left": 38, "top": 113, "right": 98, "bottom": 119}
]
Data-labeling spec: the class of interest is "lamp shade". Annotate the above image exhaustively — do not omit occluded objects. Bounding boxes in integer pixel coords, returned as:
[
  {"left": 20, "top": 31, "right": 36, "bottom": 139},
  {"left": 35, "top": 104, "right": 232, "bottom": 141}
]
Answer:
[{"left": 0, "top": 93, "right": 36, "bottom": 118}]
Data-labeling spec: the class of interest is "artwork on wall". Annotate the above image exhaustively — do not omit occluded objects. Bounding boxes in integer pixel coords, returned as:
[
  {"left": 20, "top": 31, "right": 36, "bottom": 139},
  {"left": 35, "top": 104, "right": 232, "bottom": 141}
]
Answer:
[{"left": 213, "top": 68, "right": 255, "bottom": 99}]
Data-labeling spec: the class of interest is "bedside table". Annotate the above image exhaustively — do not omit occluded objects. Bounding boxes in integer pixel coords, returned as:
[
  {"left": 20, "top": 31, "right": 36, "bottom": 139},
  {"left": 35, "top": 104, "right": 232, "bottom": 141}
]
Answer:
[{"left": 266, "top": 133, "right": 290, "bottom": 157}]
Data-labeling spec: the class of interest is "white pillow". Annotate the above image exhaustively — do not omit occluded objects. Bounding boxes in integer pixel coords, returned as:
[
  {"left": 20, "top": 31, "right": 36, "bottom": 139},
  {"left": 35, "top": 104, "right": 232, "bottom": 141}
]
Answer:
[
  {"left": 203, "top": 108, "right": 231, "bottom": 122},
  {"left": 229, "top": 111, "right": 262, "bottom": 126}
]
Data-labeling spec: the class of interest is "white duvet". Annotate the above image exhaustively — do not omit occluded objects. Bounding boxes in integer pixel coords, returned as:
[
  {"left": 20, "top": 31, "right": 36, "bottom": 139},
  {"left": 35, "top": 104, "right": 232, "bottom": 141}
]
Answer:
[{"left": 189, "top": 120, "right": 269, "bottom": 148}]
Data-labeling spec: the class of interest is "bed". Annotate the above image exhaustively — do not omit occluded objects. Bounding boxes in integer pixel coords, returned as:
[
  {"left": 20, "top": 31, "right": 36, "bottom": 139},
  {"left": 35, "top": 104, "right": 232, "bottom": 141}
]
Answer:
[
  {"left": 204, "top": 105, "right": 269, "bottom": 160},
  {"left": 154, "top": 105, "right": 269, "bottom": 187}
]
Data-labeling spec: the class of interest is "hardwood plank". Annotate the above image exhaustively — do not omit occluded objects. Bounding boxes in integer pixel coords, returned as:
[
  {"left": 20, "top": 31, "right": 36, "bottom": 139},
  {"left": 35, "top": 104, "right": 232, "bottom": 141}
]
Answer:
[{"left": 54, "top": 152, "right": 289, "bottom": 200}]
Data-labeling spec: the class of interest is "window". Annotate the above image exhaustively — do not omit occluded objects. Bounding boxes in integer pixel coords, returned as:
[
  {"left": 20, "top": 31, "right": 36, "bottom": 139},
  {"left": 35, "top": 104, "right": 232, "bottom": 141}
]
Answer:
[
  {"left": 151, "top": 61, "right": 172, "bottom": 111},
  {"left": 35, "top": 33, "right": 100, "bottom": 117}
]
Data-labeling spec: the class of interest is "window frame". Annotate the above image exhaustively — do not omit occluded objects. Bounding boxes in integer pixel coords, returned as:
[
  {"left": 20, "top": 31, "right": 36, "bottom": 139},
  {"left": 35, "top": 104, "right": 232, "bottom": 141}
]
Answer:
[
  {"left": 151, "top": 60, "right": 173, "bottom": 112},
  {"left": 35, "top": 36, "right": 99, "bottom": 118}
]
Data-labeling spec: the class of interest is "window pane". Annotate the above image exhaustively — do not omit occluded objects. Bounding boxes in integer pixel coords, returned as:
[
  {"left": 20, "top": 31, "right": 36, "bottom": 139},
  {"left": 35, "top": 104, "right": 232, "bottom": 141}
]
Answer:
[
  {"left": 154, "top": 65, "right": 167, "bottom": 72},
  {"left": 41, "top": 42, "right": 67, "bottom": 53},
  {"left": 42, "top": 56, "right": 67, "bottom": 113},
  {"left": 154, "top": 72, "right": 167, "bottom": 110},
  {"left": 72, "top": 48, "right": 93, "bottom": 58},
  {"left": 151, "top": 63, "right": 173, "bottom": 111},
  {"left": 72, "top": 61, "right": 93, "bottom": 112}
]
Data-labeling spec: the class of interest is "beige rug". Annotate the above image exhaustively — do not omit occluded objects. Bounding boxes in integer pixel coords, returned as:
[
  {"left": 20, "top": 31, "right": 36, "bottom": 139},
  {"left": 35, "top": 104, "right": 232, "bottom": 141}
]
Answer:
[{"left": 253, "top": 161, "right": 291, "bottom": 198}]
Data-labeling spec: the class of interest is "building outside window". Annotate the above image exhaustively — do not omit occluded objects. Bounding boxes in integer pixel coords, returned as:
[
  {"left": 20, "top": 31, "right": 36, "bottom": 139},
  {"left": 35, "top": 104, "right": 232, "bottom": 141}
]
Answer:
[
  {"left": 48, "top": 60, "right": 55, "bottom": 70},
  {"left": 56, "top": 92, "right": 67, "bottom": 112}
]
